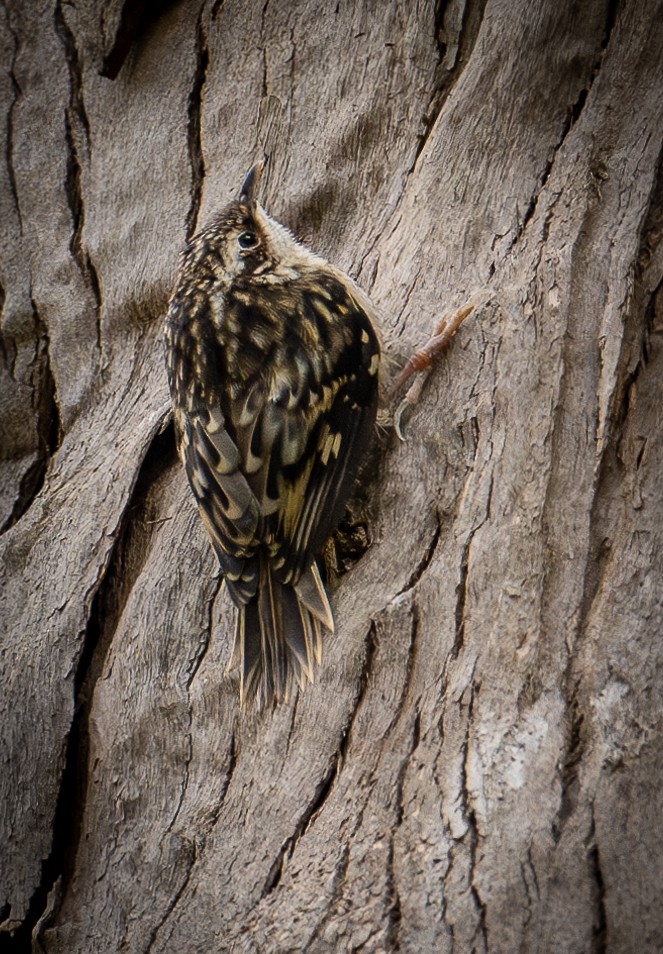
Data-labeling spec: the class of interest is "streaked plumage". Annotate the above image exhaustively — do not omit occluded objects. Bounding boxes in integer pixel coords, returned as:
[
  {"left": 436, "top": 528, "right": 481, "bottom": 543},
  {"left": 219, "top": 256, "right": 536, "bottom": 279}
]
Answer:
[{"left": 164, "top": 163, "right": 380, "bottom": 707}]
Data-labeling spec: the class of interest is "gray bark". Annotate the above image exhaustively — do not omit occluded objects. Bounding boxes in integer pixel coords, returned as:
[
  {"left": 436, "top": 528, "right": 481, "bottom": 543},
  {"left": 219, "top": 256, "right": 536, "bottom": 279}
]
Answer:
[{"left": 1, "top": 0, "right": 662, "bottom": 951}]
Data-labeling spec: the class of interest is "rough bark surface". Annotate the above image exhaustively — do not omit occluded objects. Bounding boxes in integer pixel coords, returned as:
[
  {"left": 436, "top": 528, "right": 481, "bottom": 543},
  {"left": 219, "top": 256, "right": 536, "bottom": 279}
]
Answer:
[{"left": 1, "top": 0, "right": 662, "bottom": 952}]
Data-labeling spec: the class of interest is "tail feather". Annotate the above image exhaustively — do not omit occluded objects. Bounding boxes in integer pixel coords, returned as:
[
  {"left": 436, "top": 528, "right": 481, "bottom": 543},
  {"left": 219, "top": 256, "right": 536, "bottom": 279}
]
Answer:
[
  {"left": 294, "top": 562, "right": 334, "bottom": 638},
  {"left": 294, "top": 597, "right": 317, "bottom": 681},
  {"left": 281, "top": 583, "right": 314, "bottom": 683},
  {"left": 234, "top": 557, "right": 331, "bottom": 707},
  {"left": 257, "top": 559, "right": 288, "bottom": 698}
]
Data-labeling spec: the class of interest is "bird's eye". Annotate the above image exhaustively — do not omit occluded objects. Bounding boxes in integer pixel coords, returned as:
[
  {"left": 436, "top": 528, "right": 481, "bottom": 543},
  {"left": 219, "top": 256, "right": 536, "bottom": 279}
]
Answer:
[{"left": 237, "top": 231, "right": 258, "bottom": 250}]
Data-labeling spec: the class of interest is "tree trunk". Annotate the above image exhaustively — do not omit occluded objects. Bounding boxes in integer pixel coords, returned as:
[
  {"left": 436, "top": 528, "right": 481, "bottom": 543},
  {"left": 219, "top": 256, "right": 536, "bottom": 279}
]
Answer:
[{"left": 2, "top": 0, "right": 662, "bottom": 951}]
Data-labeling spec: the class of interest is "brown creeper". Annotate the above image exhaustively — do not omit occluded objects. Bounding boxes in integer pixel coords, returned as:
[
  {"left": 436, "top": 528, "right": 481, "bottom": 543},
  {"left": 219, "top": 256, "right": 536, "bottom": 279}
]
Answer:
[{"left": 164, "top": 162, "right": 381, "bottom": 708}]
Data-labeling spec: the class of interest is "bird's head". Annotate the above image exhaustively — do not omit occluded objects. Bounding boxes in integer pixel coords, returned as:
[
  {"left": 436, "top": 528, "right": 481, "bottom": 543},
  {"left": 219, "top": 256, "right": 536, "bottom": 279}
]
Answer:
[{"left": 187, "top": 161, "right": 321, "bottom": 288}]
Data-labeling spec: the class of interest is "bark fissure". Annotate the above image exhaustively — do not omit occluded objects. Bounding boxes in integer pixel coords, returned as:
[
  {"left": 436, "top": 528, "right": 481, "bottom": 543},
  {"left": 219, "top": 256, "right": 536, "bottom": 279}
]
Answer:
[
  {"left": 259, "top": 753, "right": 340, "bottom": 901},
  {"left": 513, "top": 0, "right": 619, "bottom": 249},
  {"left": 259, "top": 621, "right": 379, "bottom": 902},
  {"left": 439, "top": 667, "right": 482, "bottom": 952},
  {"left": 385, "top": 709, "right": 421, "bottom": 951},
  {"left": 460, "top": 685, "right": 487, "bottom": 952},
  {"left": 408, "top": 0, "right": 487, "bottom": 177},
  {"left": 617, "top": 275, "right": 663, "bottom": 423},
  {"left": 599, "top": 0, "right": 619, "bottom": 58},
  {"left": 549, "top": 498, "right": 584, "bottom": 839},
  {"left": 356, "top": 0, "right": 487, "bottom": 292},
  {"left": 337, "top": 620, "right": 379, "bottom": 764},
  {"left": 2, "top": 2, "right": 22, "bottom": 227},
  {"left": 1, "top": 302, "right": 62, "bottom": 534},
  {"left": 188, "top": 574, "right": 222, "bottom": 691},
  {"left": 259, "top": 0, "right": 270, "bottom": 102},
  {"left": 516, "top": 141, "right": 566, "bottom": 245},
  {"left": 100, "top": 0, "right": 184, "bottom": 80},
  {"left": 100, "top": 0, "right": 141, "bottom": 79},
  {"left": 394, "top": 518, "right": 441, "bottom": 598},
  {"left": 432, "top": 458, "right": 491, "bottom": 716},
  {"left": 572, "top": 278, "right": 660, "bottom": 665},
  {"left": 399, "top": 602, "right": 421, "bottom": 715},
  {"left": 612, "top": 140, "right": 663, "bottom": 427},
  {"left": 144, "top": 840, "right": 197, "bottom": 954},
  {"left": 185, "top": 8, "right": 208, "bottom": 240},
  {"left": 514, "top": 104, "right": 585, "bottom": 249},
  {"left": 520, "top": 845, "right": 540, "bottom": 928},
  {"left": 14, "top": 424, "right": 177, "bottom": 948},
  {"left": 554, "top": 679, "right": 583, "bottom": 846},
  {"left": 168, "top": 574, "right": 224, "bottom": 836},
  {"left": 53, "top": 2, "right": 90, "bottom": 144},
  {"left": 11, "top": 572, "right": 118, "bottom": 950},
  {"left": 455, "top": 445, "right": 494, "bottom": 634},
  {"left": 210, "top": 0, "right": 226, "bottom": 21},
  {"left": 452, "top": 532, "right": 472, "bottom": 660},
  {"left": 588, "top": 808, "right": 607, "bottom": 954},
  {"left": 54, "top": 1, "right": 101, "bottom": 355},
  {"left": 208, "top": 730, "right": 238, "bottom": 830},
  {"left": 375, "top": 601, "right": 421, "bottom": 759},
  {"left": 555, "top": 150, "right": 663, "bottom": 842},
  {"left": 222, "top": 729, "right": 238, "bottom": 793}
]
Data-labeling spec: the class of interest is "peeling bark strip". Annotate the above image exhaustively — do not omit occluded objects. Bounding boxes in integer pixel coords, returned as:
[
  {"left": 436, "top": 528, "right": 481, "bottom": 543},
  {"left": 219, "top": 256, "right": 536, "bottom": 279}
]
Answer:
[{"left": 1, "top": 0, "right": 663, "bottom": 952}]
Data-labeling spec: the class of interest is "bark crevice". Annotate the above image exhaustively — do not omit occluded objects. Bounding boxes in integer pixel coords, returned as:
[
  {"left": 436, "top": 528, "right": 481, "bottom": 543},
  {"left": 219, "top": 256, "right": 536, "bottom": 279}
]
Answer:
[
  {"left": 20, "top": 425, "right": 177, "bottom": 947},
  {"left": 259, "top": 752, "right": 340, "bottom": 901},
  {"left": 55, "top": 1, "right": 102, "bottom": 356},
  {"left": 144, "top": 840, "right": 197, "bottom": 954},
  {"left": 168, "top": 574, "right": 224, "bottom": 836},
  {"left": 588, "top": 808, "right": 607, "bottom": 954},
  {"left": 462, "top": 685, "right": 487, "bottom": 952},
  {"left": 259, "top": 621, "right": 379, "bottom": 904},
  {"left": 385, "top": 709, "right": 421, "bottom": 950},
  {"left": 2, "top": 1, "right": 22, "bottom": 226},
  {"left": 555, "top": 147, "right": 663, "bottom": 842},
  {"left": 99, "top": 0, "right": 184, "bottom": 80},
  {"left": 514, "top": 0, "right": 619, "bottom": 250},
  {"left": 0, "top": 302, "right": 62, "bottom": 534},
  {"left": 185, "top": 7, "right": 208, "bottom": 240},
  {"left": 409, "top": 0, "right": 488, "bottom": 177},
  {"left": 394, "top": 517, "right": 441, "bottom": 598}
]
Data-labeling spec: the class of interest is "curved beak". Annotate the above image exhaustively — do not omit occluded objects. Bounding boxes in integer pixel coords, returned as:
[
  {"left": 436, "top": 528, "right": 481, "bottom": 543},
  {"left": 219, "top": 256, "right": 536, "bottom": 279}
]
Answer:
[{"left": 239, "top": 159, "right": 266, "bottom": 205}]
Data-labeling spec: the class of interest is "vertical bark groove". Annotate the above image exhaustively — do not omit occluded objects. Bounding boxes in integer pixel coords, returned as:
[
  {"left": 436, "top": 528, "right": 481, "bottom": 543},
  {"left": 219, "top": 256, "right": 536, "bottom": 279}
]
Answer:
[
  {"left": 410, "top": 0, "right": 488, "bottom": 177},
  {"left": 588, "top": 808, "right": 608, "bottom": 954},
  {"left": 0, "top": 302, "right": 61, "bottom": 534},
  {"left": 186, "top": 5, "right": 209, "bottom": 240},
  {"left": 20, "top": 424, "right": 175, "bottom": 951},
  {"left": 54, "top": 2, "right": 102, "bottom": 357},
  {"left": 2, "top": 1, "right": 21, "bottom": 225}
]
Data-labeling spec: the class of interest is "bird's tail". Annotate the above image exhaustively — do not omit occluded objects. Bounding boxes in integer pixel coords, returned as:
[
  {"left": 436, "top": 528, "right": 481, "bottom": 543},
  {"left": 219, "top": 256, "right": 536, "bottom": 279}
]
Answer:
[{"left": 231, "top": 557, "right": 334, "bottom": 708}]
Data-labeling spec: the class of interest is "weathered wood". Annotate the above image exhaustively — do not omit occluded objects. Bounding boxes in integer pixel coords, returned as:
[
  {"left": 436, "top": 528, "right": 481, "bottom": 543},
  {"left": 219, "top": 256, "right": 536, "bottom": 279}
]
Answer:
[{"left": 1, "top": 0, "right": 662, "bottom": 951}]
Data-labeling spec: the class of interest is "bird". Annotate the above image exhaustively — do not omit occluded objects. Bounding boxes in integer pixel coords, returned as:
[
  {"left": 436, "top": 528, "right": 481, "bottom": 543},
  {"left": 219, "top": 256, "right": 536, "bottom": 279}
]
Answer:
[{"left": 164, "top": 161, "right": 381, "bottom": 708}]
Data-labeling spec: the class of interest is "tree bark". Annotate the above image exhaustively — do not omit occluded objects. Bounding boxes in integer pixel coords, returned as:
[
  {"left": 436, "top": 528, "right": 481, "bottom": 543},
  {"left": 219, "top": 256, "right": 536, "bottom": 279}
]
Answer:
[{"left": 1, "top": 0, "right": 662, "bottom": 951}]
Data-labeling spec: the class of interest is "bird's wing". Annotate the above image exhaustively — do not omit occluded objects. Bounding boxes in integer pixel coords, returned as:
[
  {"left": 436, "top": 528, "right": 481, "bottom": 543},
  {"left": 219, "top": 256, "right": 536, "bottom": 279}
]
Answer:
[
  {"left": 273, "top": 367, "right": 378, "bottom": 585},
  {"left": 225, "top": 277, "right": 380, "bottom": 587},
  {"left": 166, "top": 272, "right": 380, "bottom": 602},
  {"left": 165, "top": 286, "right": 263, "bottom": 605},
  {"left": 177, "top": 403, "right": 262, "bottom": 603}
]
